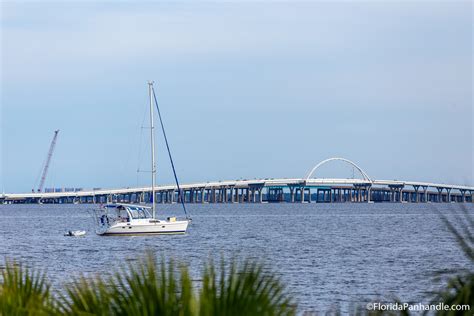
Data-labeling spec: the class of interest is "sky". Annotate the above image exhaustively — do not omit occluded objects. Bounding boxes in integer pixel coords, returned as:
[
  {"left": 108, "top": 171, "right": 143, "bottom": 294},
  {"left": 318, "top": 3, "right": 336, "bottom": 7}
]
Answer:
[{"left": 1, "top": 1, "right": 472, "bottom": 193}]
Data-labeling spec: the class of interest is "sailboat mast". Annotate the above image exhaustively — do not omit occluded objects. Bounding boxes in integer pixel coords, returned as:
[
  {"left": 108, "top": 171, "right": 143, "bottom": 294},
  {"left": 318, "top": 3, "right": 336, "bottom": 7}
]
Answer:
[{"left": 148, "top": 81, "right": 156, "bottom": 219}]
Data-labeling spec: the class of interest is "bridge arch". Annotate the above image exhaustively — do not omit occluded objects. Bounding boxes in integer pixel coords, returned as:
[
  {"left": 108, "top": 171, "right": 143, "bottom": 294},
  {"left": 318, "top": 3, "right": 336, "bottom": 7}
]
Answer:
[{"left": 305, "top": 157, "right": 372, "bottom": 182}]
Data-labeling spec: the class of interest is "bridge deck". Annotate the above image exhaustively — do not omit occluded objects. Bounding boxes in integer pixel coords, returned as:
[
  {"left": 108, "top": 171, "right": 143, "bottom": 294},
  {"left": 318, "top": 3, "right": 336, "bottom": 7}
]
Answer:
[{"left": 2, "top": 178, "right": 473, "bottom": 204}]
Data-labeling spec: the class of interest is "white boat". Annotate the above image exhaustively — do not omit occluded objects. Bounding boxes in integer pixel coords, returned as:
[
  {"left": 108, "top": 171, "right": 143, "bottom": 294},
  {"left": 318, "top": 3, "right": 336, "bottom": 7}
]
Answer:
[
  {"left": 94, "top": 204, "right": 188, "bottom": 235},
  {"left": 65, "top": 230, "right": 86, "bottom": 237},
  {"left": 93, "top": 81, "right": 190, "bottom": 236}
]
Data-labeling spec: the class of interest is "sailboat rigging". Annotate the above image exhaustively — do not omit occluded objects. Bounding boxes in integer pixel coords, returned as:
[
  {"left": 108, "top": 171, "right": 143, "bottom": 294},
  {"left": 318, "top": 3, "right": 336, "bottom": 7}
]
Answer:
[
  {"left": 151, "top": 85, "right": 189, "bottom": 219},
  {"left": 93, "top": 81, "right": 190, "bottom": 235}
]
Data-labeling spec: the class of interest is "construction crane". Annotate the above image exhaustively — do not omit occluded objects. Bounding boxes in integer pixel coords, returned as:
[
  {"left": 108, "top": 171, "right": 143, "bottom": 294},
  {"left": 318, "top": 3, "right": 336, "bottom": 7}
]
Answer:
[{"left": 37, "top": 130, "right": 60, "bottom": 193}]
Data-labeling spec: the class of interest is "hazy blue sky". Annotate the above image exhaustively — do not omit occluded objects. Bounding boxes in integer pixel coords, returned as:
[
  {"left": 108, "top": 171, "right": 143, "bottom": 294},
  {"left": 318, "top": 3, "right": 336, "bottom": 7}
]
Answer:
[{"left": 1, "top": 1, "right": 472, "bottom": 192}]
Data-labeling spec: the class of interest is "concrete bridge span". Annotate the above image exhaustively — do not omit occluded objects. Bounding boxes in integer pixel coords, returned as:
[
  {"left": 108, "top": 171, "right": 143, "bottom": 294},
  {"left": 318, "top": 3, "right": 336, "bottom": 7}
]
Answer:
[{"left": 1, "top": 158, "right": 473, "bottom": 204}]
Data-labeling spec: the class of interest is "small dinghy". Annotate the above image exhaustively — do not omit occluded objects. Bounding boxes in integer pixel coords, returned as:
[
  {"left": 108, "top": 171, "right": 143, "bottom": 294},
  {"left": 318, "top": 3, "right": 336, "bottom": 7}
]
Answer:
[{"left": 64, "top": 230, "right": 86, "bottom": 237}]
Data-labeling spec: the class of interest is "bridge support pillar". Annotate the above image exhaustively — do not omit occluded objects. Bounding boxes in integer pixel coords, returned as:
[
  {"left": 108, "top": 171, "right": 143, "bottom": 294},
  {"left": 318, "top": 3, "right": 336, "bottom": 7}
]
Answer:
[
  {"left": 437, "top": 187, "right": 444, "bottom": 203},
  {"left": 446, "top": 188, "right": 451, "bottom": 203},
  {"left": 388, "top": 185, "right": 404, "bottom": 203},
  {"left": 232, "top": 188, "right": 236, "bottom": 203},
  {"left": 209, "top": 189, "right": 216, "bottom": 203},
  {"left": 422, "top": 186, "right": 428, "bottom": 202},
  {"left": 413, "top": 185, "right": 420, "bottom": 203},
  {"left": 234, "top": 188, "right": 237, "bottom": 203},
  {"left": 226, "top": 187, "right": 232, "bottom": 203}
]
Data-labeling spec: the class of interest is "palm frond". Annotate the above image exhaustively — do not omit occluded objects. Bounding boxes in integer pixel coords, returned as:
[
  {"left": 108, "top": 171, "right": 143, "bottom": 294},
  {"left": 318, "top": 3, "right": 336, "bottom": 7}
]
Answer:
[
  {"left": 438, "top": 205, "right": 474, "bottom": 262},
  {"left": 60, "top": 276, "right": 112, "bottom": 316},
  {"left": 110, "top": 255, "right": 194, "bottom": 316},
  {"left": 0, "top": 260, "right": 55, "bottom": 316},
  {"left": 61, "top": 254, "right": 195, "bottom": 316},
  {"left": 3, "top": 252, "right": 296, "bottom": 316},
  {"left": 431, "top": 205, "right": 474, "bottom": 314},
  {"left": 198, "top": 259, "right": 296, "bottom": 316}
]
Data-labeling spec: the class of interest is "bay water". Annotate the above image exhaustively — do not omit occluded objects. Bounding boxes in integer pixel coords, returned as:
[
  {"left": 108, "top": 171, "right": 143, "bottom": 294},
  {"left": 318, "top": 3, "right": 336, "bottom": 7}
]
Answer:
[{"left": 0, "top": 203, "right": 471, "bottom": 313}]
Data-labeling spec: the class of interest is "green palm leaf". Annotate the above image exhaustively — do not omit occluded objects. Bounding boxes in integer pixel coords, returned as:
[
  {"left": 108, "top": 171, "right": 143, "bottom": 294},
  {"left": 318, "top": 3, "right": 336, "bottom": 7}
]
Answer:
[
  {"left": 61, "top": 254, "right": 195, "bottom": 316},
  {"left": 198, "top": 259, "right": 295, "bottom": 316},
  {"left": 0, "top": 260, "right": 55, "bottom": 316}
]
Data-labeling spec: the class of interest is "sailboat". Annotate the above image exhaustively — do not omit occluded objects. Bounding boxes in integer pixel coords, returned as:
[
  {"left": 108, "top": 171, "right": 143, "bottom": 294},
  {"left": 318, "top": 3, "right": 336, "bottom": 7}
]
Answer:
[{"left": 93, "top": 82, "right": 190, "bottom": 235}]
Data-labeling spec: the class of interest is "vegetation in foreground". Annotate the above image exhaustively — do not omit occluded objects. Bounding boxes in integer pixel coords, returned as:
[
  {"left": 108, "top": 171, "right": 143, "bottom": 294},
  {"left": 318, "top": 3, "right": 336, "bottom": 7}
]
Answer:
[
  {"left": 430, "top": 206, "right": 474, "bottom": 315},
  {"left": 0, "top": 256, "right": 295, "bottom": 316}
]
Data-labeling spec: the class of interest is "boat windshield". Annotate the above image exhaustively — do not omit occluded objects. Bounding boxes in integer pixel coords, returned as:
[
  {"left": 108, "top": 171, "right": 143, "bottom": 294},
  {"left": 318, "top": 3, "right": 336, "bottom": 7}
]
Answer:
[
  {"left": 99, "top": 204, "right": 152, "bottom": 221},
  {"left": 127, "top": 205, "right": 152, "bottom": 219}
]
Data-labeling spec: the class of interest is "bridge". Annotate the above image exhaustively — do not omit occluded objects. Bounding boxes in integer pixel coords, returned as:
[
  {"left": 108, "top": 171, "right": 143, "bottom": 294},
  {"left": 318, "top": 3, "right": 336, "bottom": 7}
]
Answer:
[{"left": 1, "top": 158, "right": 473, "bottom": 204}]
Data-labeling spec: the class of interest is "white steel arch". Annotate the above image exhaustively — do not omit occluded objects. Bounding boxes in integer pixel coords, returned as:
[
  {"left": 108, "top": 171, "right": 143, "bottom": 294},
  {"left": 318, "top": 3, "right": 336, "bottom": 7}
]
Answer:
[{"left": 305, "top": 157, "right": 372, "bottom": 182}]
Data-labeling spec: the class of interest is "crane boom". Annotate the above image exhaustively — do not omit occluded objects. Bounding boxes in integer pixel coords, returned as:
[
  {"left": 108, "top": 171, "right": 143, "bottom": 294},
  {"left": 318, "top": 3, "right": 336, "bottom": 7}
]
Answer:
[{"left": 37, "top": 130, "right": 60, "bottom": 192}]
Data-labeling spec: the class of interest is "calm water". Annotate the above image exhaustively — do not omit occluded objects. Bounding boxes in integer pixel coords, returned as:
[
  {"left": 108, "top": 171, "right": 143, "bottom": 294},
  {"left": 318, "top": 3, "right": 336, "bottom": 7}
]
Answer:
[{"left": 0, "top": 203, "right": 472, "bottom": 313}]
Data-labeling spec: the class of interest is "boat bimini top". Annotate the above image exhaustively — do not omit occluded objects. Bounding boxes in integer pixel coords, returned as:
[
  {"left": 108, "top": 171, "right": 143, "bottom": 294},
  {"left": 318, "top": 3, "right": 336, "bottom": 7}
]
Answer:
[{"left": 101, "top": 203, "right": 152, "bottom": 220}]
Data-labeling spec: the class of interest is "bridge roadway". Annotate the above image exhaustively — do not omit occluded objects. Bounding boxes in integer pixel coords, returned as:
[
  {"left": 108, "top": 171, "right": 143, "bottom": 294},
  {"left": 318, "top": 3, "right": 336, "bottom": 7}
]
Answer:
[
  {"left": 1, "top": 178, "right": 474, "bottom": 204},
  {"left": 2, "top": 158, "right": 473, "bottom": 204}
]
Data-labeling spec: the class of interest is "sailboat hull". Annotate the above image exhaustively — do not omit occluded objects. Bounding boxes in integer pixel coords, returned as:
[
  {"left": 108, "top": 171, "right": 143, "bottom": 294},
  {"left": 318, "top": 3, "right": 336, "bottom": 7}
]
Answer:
[{"left": 98, "top": 219, "right": 189, "bottom": 236}]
